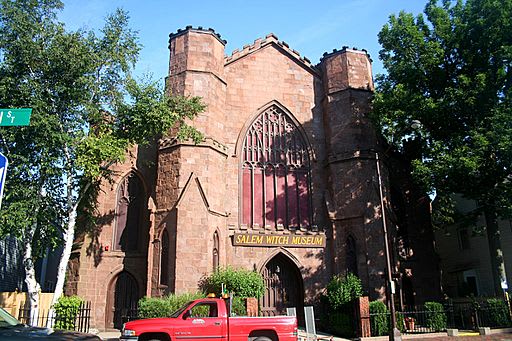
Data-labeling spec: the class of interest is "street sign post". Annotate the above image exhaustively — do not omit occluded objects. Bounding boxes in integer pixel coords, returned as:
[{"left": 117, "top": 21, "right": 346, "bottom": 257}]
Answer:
[
  {"left": 0, "top": 152, "right": 7, "bottom": 210},
  {"left": 0, "top": 108, "right": 32, "bottom": 126}
]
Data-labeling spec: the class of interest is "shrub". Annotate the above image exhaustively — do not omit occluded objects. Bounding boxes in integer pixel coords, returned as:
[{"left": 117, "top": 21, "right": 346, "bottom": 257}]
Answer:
[
  {"left": 53, "top": 296, "right": 83, "bottom": 330},
  {"left": 198, "top": 267, "right": 265, "bottom": 299},
  {"left": 328, "top": 311, "right": 355, "bottom": 338},
  {"left": 230, "top": 296, "right": 247, "bottom": 316},
  {"left": 138, "top": 292, "right": 204, "bottom": 318},
  {"left": 425, "top": 301, "right": 447, "bottom": 331},
  {"left": 486, "top": 298, "right": 511, "bottom": 327},
  {"left": 396, "top": 312, "right": 405, "bottom": 332},
  {"left": 369, "top": 301, "right": 389, "bottom": 336},
  {"left": 325, "top": 273, "right": 363, "bottom": 311}
]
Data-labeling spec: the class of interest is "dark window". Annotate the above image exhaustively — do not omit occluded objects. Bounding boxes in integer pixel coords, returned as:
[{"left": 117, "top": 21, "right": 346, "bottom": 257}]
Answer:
[
  {"left": 241, "top": 106, "right": 312, "bottom": 229},
  {"left": 213, "top": 231, "right": 219, "bottom": 270},
  {"left": 457, "top": 228, "right": 470, "bottom": 250},
  {"left": 114, "top": 173, "right": 144, "bottom": 251},
  {"left": 187, "top": 302, "right": 218, "bottom": 318},
  {"left": 346, "top": 236, "right": 358, "bottom": 275},
  {"left": 160, "top": 229, "right": 169, "bottom": 286}
]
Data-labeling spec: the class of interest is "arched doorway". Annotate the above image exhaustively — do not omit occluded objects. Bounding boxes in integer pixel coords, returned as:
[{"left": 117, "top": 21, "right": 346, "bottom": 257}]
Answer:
[
  {"left": 107, "top": 271, "right": 139, "bottom": 330},
  {"left": 260, "top": 253, "right": 304, "bottom": 318}
]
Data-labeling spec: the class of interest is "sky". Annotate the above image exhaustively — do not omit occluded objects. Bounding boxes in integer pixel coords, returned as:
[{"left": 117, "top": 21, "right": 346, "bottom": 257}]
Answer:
[{"left": 58, "top": 0, "right": 427, "bottom": 82}]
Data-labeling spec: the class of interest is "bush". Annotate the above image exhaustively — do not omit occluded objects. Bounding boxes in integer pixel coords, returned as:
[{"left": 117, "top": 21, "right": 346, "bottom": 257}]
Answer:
[
  {"left": 325, "top": 273, "right": 363, "bottom": 311},
  {"left": 328, "top": 311, "right": 355, "bottom": 338},
  {"left": 370, "top": 301, "right": 389, "bottom": 336},
  {"left": 229, "top": 296, "right": 247, "bottom": 316},
  {"left": 486, "top": 298, "right": 511, "bottom": 327},
  {"left": 198, "top": 267, "right": 265, "bottom": 299},
  {"left": 53, "top": 296, "right": 83, "bottom": 330},
  {"left": 425, "top": 301, "right": 447, "bottom": 331},
  {"left": 138, "top": 292, "right": 204, "bottom": 319}
]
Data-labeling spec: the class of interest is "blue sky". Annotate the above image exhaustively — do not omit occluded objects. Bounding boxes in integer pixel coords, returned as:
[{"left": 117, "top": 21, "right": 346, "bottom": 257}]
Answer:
[{"left": 59, "top": 0, "right": 426, "bottom": 82}]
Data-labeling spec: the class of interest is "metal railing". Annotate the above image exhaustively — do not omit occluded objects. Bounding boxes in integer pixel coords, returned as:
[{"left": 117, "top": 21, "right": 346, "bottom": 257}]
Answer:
[
  {"left": 17, "top": 301, "right": 91, "bottom": 333},
  {"left": 369, "top": 298, "right": 512, "bottom": 336}
]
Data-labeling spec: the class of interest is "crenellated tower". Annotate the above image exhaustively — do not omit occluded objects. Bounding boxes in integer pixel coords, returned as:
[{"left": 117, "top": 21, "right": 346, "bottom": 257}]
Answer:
[{"left": 319, "top": 48, "right": 389, "bottom": 296}]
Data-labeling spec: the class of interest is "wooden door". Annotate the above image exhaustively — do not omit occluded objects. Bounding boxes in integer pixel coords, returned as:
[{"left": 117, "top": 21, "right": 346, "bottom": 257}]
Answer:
[
  {"left": 260, "top": 253, "right": 303, "bottom": 317},
  {"left": 108, "top": 271, "right": 139, "bottom": 329}
]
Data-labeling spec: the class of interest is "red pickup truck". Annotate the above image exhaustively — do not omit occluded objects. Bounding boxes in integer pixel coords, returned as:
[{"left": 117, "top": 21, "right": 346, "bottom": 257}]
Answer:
[{"left": 120, "top": 297, "right": 298, "bottom": 341}]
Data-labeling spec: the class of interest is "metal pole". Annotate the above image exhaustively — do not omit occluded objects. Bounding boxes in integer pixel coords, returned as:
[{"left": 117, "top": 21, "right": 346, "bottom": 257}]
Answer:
[{"left": 376, "top": 153, "right": 402, "bottom": 341}]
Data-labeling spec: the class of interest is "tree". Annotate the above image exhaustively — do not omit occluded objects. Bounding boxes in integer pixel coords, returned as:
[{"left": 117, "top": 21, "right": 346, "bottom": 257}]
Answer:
[
  {"left": 372, "top": 0, "right": 512, "bottom": 296},
  {"left": 0, "top": 0, "right": 204, "bottom": 324}
]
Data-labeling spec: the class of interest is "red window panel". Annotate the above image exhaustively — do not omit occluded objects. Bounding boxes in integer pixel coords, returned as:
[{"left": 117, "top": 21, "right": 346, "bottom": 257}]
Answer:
[
  {"left": 253, "top": 167, "right": 264, "bottom": 227},
  {"left": 242, "top": 167, "right": 252, "bottom": 226},
  {"left": 241, "top": 105, "right": 313, "bottom": 230},
  {"left": 297, "top": 171, "right": 310, "bottom": 227},
  {"left": 276, "top": 166, "right": 287, "bottom": 226},
  {"left": 287, "top": 171, "right": 298, "bottom": 228},
  {"left": 265, "top": 166, "right": 276, "bottom": 228}
]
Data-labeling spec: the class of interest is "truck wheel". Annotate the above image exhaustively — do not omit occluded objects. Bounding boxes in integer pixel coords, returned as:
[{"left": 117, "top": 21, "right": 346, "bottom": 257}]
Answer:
[{"left": 254, "top": 337, "right": 273, "bottom": 341}]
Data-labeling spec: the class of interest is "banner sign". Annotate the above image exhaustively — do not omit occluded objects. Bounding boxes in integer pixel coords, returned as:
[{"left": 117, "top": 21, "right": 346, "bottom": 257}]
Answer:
[{"left": 233, "top": 233, "right": 326, "bottom": 248}]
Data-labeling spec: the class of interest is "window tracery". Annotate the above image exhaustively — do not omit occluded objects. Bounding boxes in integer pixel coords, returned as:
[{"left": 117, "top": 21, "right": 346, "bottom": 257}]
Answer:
[
  {"left": 114, "top": 173, "right": 144, "bottom": 251},
  {"left": 241, "top": 105, "right": 312, "bottom": 230}
]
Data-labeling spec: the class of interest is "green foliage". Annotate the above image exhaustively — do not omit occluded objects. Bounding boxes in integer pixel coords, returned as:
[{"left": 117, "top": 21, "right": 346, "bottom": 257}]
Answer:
[
  {"left": 198, "top": 267, "right": 265, "bottom": 299},
  {"left": 53, "top": 296, "right": 83, "bottom": 330},
  {"left": 0, "top": 0, "right": 205, "bottom": 302},
  {"left": 486, "top": 298, "right": 511, "bottom": 327},
  {"left": 425, "top": 301, "right": 447, "bottom": 331},
  {"left": 327, "top": 312, "right": 355, "bottom": 338},
  {"left": 137, "top": 292, "right": 204, "bottom": 319},
  {"left": 372, "top": 0, "right": 512, "bottom": 294},
  {"left": 370, "top": 301, "right": 389, "bottom": 336},
  {"left": 230, "top": 296, "right": 247, "bottom": 316},
  {"left": 396, "top": 312, "right": 405, "bottom": 333},
  {"left": 325, "top": 273, "right": 363, "bottom": 311}
]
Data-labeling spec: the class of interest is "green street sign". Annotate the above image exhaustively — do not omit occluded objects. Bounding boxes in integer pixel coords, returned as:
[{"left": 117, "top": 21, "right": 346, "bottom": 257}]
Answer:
[{"left": 0, "top": 108, "right": 32, "bottom": 126}]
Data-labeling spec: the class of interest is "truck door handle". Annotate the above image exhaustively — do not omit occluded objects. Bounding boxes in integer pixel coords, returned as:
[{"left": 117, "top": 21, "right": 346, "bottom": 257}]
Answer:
[{"left": 214, "top": 322, "right": 222, "bottom": 326}]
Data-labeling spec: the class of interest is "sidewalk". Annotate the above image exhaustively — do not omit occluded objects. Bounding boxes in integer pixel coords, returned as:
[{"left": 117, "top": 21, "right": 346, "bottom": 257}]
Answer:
[
  {"left": 97, "top": 330, "right": 121, "bottom": 340},
  {"left": 96, "top": 329, "right": 512, "bottom": 341}
]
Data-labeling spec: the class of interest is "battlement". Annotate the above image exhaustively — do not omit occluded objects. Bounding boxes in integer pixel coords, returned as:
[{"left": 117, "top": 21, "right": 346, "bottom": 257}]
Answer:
[
  {"left": 225, "top": 33, "right": 317, "bottom": 73},
  {"left": 320, "top": 46, "right": 372, "bottom": 63},
  {"left": 169, "top": 25, "right": 227, "bottom": 46}
]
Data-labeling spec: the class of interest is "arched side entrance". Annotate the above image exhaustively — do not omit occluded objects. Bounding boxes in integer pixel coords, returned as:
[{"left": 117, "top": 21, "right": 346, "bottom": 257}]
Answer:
[
  {"left": 106, "top": 271, "right": 140, "bottom": 330},
  {"left": 260, "top": 253, "right": 304, "bottom": 318}
]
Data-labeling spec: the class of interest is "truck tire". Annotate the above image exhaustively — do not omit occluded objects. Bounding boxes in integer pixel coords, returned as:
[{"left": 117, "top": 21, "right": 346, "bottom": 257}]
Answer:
[{"left": 254, "top": 336, "right": 273, "bottom": 341}]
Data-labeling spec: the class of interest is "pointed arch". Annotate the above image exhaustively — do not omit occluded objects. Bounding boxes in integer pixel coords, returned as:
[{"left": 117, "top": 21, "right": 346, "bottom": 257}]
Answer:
[
  {"left": 212, "top": 230, "right": 220, "bottom": 270},
  {"left": 106, "top": 270, "right": 140, "bottom": 330},
  {"left": 346, "top": 235, "right": 358, "bottom": 276},
  {"left": 160, "top": 228, "right": 170, "bottom": 286},
  {"left": 113, "top": 171, "right": 146, "bottom": 251},
  {"left": 239, "top": 102, "right": 314, "bottom": 230},
  {"left": 259, "top": 251, "right": 304, "bottom": 318}
]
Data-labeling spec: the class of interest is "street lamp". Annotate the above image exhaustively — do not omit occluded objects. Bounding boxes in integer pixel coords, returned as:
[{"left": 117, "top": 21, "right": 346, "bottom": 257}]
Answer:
[{"left": 376, "top": 152, "right": 402, "bottom": 341}]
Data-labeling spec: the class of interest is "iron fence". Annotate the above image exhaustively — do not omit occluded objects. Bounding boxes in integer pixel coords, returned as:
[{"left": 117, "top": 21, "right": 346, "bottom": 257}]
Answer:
[
  {"left": 369, "top": 298, "right": 512, "bottom": 336},
  {"left": 17, "top": 301, "right": 91, "bottom": 333}
]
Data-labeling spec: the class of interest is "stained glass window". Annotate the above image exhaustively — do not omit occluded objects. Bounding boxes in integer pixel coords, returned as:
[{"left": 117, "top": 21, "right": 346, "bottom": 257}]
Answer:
[
  {"left": 114, "top": 173, "right": 144, "bottom": 251},
  {"left": 241, "top": 106, "right": 312, "bottom": 229}
]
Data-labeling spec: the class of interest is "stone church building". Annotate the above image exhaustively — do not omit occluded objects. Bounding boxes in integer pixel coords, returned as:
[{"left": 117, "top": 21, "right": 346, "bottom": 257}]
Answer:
[{"left": 65, "top": 27, "right": 441, "bottom": 330}]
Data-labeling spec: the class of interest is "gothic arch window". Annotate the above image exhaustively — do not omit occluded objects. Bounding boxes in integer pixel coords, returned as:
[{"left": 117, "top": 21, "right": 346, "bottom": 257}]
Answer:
[
  {"left": 114, "top": 172, "right": 145, "bottom": 251},
  {"left": 160, "top": 228, "right": 169, "bottom": 286},
  {"left": 346, "top": 235, "right": 358, "bottom": 276},
  {"left": 213, "top": 231, "right": 219, "bottom": 270},
  {"left": 241, "top": 105, "right": 313, "bottom": 229}
]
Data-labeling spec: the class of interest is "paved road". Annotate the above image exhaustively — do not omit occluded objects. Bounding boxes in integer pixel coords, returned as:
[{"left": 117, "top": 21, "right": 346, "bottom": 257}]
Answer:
[{"left": 97, "top": 331, "right": 512, "bottom": 341}]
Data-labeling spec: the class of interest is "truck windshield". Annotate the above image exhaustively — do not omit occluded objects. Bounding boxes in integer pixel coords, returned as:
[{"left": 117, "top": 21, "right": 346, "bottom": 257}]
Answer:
[{"left": 169, "top": 301, "right": 194, "bottom": 318}]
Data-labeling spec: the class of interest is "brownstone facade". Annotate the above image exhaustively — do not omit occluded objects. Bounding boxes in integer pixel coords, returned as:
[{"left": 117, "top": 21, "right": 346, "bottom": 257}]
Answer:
[{"left": 66, "top": 27, "right": 441, "bottom": 330}]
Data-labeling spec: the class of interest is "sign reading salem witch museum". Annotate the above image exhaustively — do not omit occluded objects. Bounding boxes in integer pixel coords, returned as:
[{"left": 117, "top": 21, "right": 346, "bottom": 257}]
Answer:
[{"left": 233, "top": 233, "right": 326, "bottom": 248}]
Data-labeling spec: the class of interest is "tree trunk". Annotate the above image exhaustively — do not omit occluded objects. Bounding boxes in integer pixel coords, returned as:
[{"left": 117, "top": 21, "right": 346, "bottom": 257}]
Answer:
[
  {"left": 50, "top": 205, "right": 77, "bottom": 307},
  {"left": 23, "top": 219, "right": 41, "bottom": 326},
  {"left": 484, "top": 206, "right": 508, "bottom": 297}
]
